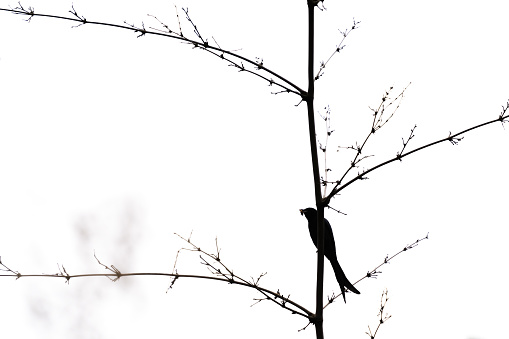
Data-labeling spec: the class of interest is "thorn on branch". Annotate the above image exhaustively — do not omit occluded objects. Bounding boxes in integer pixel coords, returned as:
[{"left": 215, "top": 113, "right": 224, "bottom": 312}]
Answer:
[
  {"left": 94, "top": 251, "right": 122, "bottom": 282},
  {"left": 357, "top": 170, "right": 369, "bottom": 181},
  {"left": 57, "top": 264, "right": 71, "bottom": 284},
  {"left": 12, "top": 1, "right": 35, "bottom": 22},
  {"left": 320, "top": 177, "right": 327, "bottom": 186},
  {"left": 282, "top": 294, "right": 290, "bottom": 307},
  {"left": 69, "top": 3, "right": 86, "bottom": 26},
  {"left": 366, "top": 270, "right": 380, "bottom": 279},
  {"left": 327, "top": 292, "right": 336, "bottom": 303},
  {"left": 167, "top": 271, "right": 179, "bottom": 290},
  {"left": 498, "top": 100, "right": 509, "bottom": 128},
  {"left": 0, "top": 256, "right": 22, "bottom": 279},
  {"left": 398, "top": 124, "right": 417, "bottom": 160},
  {"left": 124, "top": 21, "right": 147, "bottom": 38},
  {"left": 255, "top": 57, "right": 264, "bottom": 70},
  {"left": 447, "top": 132, "right": 463, "bottom": 145},
  {"left": 319, "top": 142, "right": 326, "bottom": 153}
]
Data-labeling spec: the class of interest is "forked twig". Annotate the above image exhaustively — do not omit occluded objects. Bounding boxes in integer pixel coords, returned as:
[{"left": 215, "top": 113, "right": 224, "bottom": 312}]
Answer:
[
  {"left": 324, "top": 233, "right": 429, "bottom": 307},
  {"left": 365, "top": 289, "right": 391, "bottom": 339}
]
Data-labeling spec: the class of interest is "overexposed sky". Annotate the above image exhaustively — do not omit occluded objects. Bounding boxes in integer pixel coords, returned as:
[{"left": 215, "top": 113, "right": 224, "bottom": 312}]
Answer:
[{"left": 1, "top": 1, "right": 508, "bottom": 338}]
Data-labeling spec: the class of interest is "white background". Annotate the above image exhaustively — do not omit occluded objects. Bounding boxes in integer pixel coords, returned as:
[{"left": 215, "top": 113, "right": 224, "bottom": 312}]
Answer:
[{"left": 1, "top": 1, "right": 508, "bottom": 338}]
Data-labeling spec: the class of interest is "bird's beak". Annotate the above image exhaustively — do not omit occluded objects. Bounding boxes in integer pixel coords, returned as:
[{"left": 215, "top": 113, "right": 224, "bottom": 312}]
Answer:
[{"left": 299, "top": 209, "right": 304, "bottom": 216}]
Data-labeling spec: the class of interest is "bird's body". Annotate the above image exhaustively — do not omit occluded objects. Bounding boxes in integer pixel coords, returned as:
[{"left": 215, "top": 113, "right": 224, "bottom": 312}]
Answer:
[{"left": 300, "top": 207, "right": 360, "bottom": 303}]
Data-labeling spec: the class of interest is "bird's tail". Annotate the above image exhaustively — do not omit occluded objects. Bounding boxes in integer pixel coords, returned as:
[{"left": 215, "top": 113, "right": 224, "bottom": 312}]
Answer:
[{"left": 330, "top": 258, "right": 360, "bottom": 303}]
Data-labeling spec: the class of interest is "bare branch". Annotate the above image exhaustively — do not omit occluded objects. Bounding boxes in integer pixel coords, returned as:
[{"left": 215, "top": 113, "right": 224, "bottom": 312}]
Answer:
[
  {"left": 318, "top": 105, "right": 334, "bottom": 195},
  {"left": 171, "top": 233, "right": 313, "bottom": 318},
  {"left": 94, "top": 251, "right": 122, "bottom": 282},
  {"left": 123, "top": 20, "right": 146, "bottom": 38},
  {"left": 315, "top": 18, "right": 360, "bottom": 81},
  {"left": 397, "top": 124, "right": 417, "bottom": 160},
  {"left": 56, "top": 263, "right": 71, "bottom": 284},
  {"left": 326, "top": 100, "right": 509, "bottom": 203},
  {"left": 0, "top": 256, "right": 21, "bottom": 279},
  {"left": 332, "top": 84, "right": 410, "bottom": 193},
  {"left": 0, "top": 5, "right": 306, "bottom": 97},
  {"left": 10, "top": 1, "right": 34, "bottom": 21},
  {"left": 1, "top": 249, "right": 313, "bottom": 320},
  {"left": 68, "top": 3, "right": 86, "bottom": 27},
  {"left": 182, "top": 7, "right": 207, "bottom": 46},
  {"left": 365, "top": 289, "right": 391, "bottom": 339},
  {"left": 324, "top": 233, "right": 429, "bottom": 307}
]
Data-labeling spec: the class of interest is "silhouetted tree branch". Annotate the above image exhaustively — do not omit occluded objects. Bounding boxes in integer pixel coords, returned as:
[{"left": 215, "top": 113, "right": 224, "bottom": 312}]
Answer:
[
  {"left": 1, "top": 2, "right": 508, "bottom": 338},
  {"left": 1, "top": 233, "right": 428, "bottom": 331},
  {"left": 324, "top": 100, "right": 509, "bottom": 205},
  {"left": 365, "top": 289, "right": 391, "bottom": 339},
  {"left": 0, "top": 3, "right": 305, "bottom": 97}
]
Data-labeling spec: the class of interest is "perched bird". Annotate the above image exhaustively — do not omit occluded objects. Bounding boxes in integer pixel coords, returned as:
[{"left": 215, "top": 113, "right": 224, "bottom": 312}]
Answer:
[{"left": 300, "top": 207, "right": 360, "bottom": 303}]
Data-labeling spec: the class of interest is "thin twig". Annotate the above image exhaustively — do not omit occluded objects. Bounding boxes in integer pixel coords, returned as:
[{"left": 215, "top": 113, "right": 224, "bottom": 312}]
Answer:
[
  {"left": 171, "top": 233, "right": 313, "bottom": 318},
  {"left": 365, "top": 289, "right": 391, "bottom": 339},
  {"left": 325, "top": 100, "right": 509, "bottom": 204},
  {"left": 333, "top": 84, "right": 410, "bottom": 190},
  {"left": 324, "top": 233, "right": 429, "bottom": 307},
  {"left": 0, "top": 6, "right": 305, "bottom": 97},
  {"left": 315, "top": 18, "right": 360, "bottom": 81}
]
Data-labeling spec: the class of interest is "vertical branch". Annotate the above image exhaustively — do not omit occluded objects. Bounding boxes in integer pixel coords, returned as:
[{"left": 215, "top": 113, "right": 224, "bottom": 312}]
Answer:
[
  {"left": 306, "top": 2, "right": 324, "bottom": 338},
  {"left": 314, "top": 206, "right": 325, "bottom": 339},
  {"left": 306, "top": 10, "right": 320, "bottom": 203}
]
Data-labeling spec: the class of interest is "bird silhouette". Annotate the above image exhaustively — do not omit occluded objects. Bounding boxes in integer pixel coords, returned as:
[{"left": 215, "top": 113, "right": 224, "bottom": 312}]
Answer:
[{"left": 300, "top": 207, "right": 360, "bottom": 303}]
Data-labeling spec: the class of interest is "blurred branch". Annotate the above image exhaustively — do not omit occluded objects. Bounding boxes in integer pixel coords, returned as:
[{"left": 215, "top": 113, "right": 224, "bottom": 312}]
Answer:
[{"left": 0, "top": 4, "right": 305, "bottom": 97}]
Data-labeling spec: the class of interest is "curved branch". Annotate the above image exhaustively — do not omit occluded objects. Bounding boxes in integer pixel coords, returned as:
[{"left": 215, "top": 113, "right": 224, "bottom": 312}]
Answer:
[
  {"left": 0, "top": 6, "right": 306, "bottom": 97},
  {"left": 170, "top": 233, "right": 313, "bottom": 318},
  {"left": 325, "top": 101, "right": 509, "bottom": 203},
  {"left": 0, "top": 268, "right": 313, "bottom": 318}
]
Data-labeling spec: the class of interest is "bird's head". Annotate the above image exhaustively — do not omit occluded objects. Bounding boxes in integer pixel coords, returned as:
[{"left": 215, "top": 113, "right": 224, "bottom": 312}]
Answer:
[{"left": 299, "top": 207, "right": 317, "bottom": 220}]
